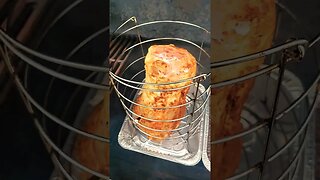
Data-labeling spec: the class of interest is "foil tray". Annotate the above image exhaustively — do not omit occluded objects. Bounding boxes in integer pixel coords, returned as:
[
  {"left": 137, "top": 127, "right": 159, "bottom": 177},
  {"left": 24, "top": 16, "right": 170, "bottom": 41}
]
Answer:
[
  {"left": 202, "top": 101, "right": 210, "bottom": 171},
  {"left": 118, "top": 84, "right": 210, "bottom": 166},
  {"left": 201, "top": 68, "right": 313, "bottom": 179}
]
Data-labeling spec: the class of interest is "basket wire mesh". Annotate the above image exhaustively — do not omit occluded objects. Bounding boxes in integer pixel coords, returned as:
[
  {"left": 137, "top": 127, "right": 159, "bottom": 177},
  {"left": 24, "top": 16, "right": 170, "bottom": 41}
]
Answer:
[
  {"left": 109, "top": 18, "right": 211, "bottom": 165},
  {"left": 1, "top": 0, "right": 110, "bottom": 179},
  {"left": 0, "top": 0, "right": 319, "bottom": 180},
  {"left": 209, "top": 1, "right": 320, "bottom": 179}
]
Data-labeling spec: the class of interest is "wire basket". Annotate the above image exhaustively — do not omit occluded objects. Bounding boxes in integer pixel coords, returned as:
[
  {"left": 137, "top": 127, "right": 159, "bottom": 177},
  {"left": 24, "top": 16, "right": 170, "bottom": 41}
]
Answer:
[
  {"left": 109, "top": 19, "right": 211, "bottom": 166},
  {"left": 109, "top": 1, "right": 320, "bottom": 180},
  {"left": 0, "top": 0, "right": 319, "bottom": 180},
  {"left": 0, "top": 1, "right": 109, "bottom": 180},
  {"left": 207, "top": 1, "right": 320, "bottom": 179}
]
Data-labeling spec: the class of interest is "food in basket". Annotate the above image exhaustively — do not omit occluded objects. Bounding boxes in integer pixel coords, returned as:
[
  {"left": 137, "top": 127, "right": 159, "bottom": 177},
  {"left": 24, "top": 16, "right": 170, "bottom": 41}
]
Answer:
[
  {"left": 133, "top": 44, "right": 197, "bottom": 141},
  {"left": 71, "top": 93, "right": 109, "bottom": 179},
  {"left": 211, "top": 0, "right": 276, "bottom": 179}
]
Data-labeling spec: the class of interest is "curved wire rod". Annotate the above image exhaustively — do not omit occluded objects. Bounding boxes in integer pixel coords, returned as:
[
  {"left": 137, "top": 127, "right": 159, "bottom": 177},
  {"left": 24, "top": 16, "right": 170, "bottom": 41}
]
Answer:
[
  {"left": 33, "top": 118, "right": 110, "bottom": 179},
  {"left": 121, "top": 37, "right": 210, "bottom": 58},
  {"left": 111, "top": 68, "right": 208, "bottom": 86},
  {"left": 43, "top": 25, "right": 111, "bottom": 124},
  {"left": 132, "top": 112, "right": 204, "bottom": 141},
  {"left": 111, "top": 16, "right": 137, "bottom": 36},
  {"left": 276, "top": 130, "right": 307, "bottom": 180},
  {"left": 0, "top": 29, "right": 108, "bottom": 72},
  {"left": 112, "top": 81, "right": 209, "bottom": 110},
  {"left": 268, "top": 93, "right": 319, "bottom": 162},
  {"left": 13, "top": 75, "right": 109, "bottom": 143},
  {"left": 113, "top": 81, "right": 210, "bottom": 123},
  {"left": 49, "top": 151, "right": 74, "bottom": 180},
  {"left": 1, "top": 45, "right": 109, "bottom": 178},
  {"left": 113, "top": 19, "right": 210, "bottom": 39},
  {"left": 211, "top": 64, "right": 278, "bottom": 88},
  {"left": 125, "top": 101, "right": 206, "bottom": 133},
  {"left": 0, "top": 34, "right": 109, "bottom": 90},
  {"left": 210, "top": 39, "right": 308, "bottom": 68},
  {"left": 309, "top": 33, "right": 320, "bottom": 48},
  {"left": 66, "top": 26, "right": 109, "bottom": 60},
  {"left": 226, "top": 165, "right": 259, "bottom": 180},
  {"left": 37, "top": 0, "right": 84, "bottom": 44},
  {"left": 211, "top": 73, "right": 319, "bottom": 144},
  {"left": 275, "top": 73, "right": 320, "bottom": 120},
  {"left": 112, "top": 75, "right": 194, "bottom": 92},
  {"left": 211, "top": 121, "right": 268, "bottom": 145}
]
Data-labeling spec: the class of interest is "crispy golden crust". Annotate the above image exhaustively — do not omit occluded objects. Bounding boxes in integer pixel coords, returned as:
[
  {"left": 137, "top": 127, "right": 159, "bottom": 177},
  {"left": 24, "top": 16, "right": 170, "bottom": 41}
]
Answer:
[
  {"left": 133, "top": 44, "right": 197, "bottom": 141},
  {"left": 71, "top": 93, "right": 109, "bottom": 179},
  {"left": 211, "top": 0, "right": 276, "bottom": 179}
]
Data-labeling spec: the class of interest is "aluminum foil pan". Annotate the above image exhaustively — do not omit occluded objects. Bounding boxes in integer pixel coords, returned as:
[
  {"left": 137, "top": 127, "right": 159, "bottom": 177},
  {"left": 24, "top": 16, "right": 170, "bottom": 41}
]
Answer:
[
  {"left": 202, "top": 99, "right": 210, "bottom": 171},
  {"left": 118, "top": 83, "right": 210, "bottom": 166}
]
